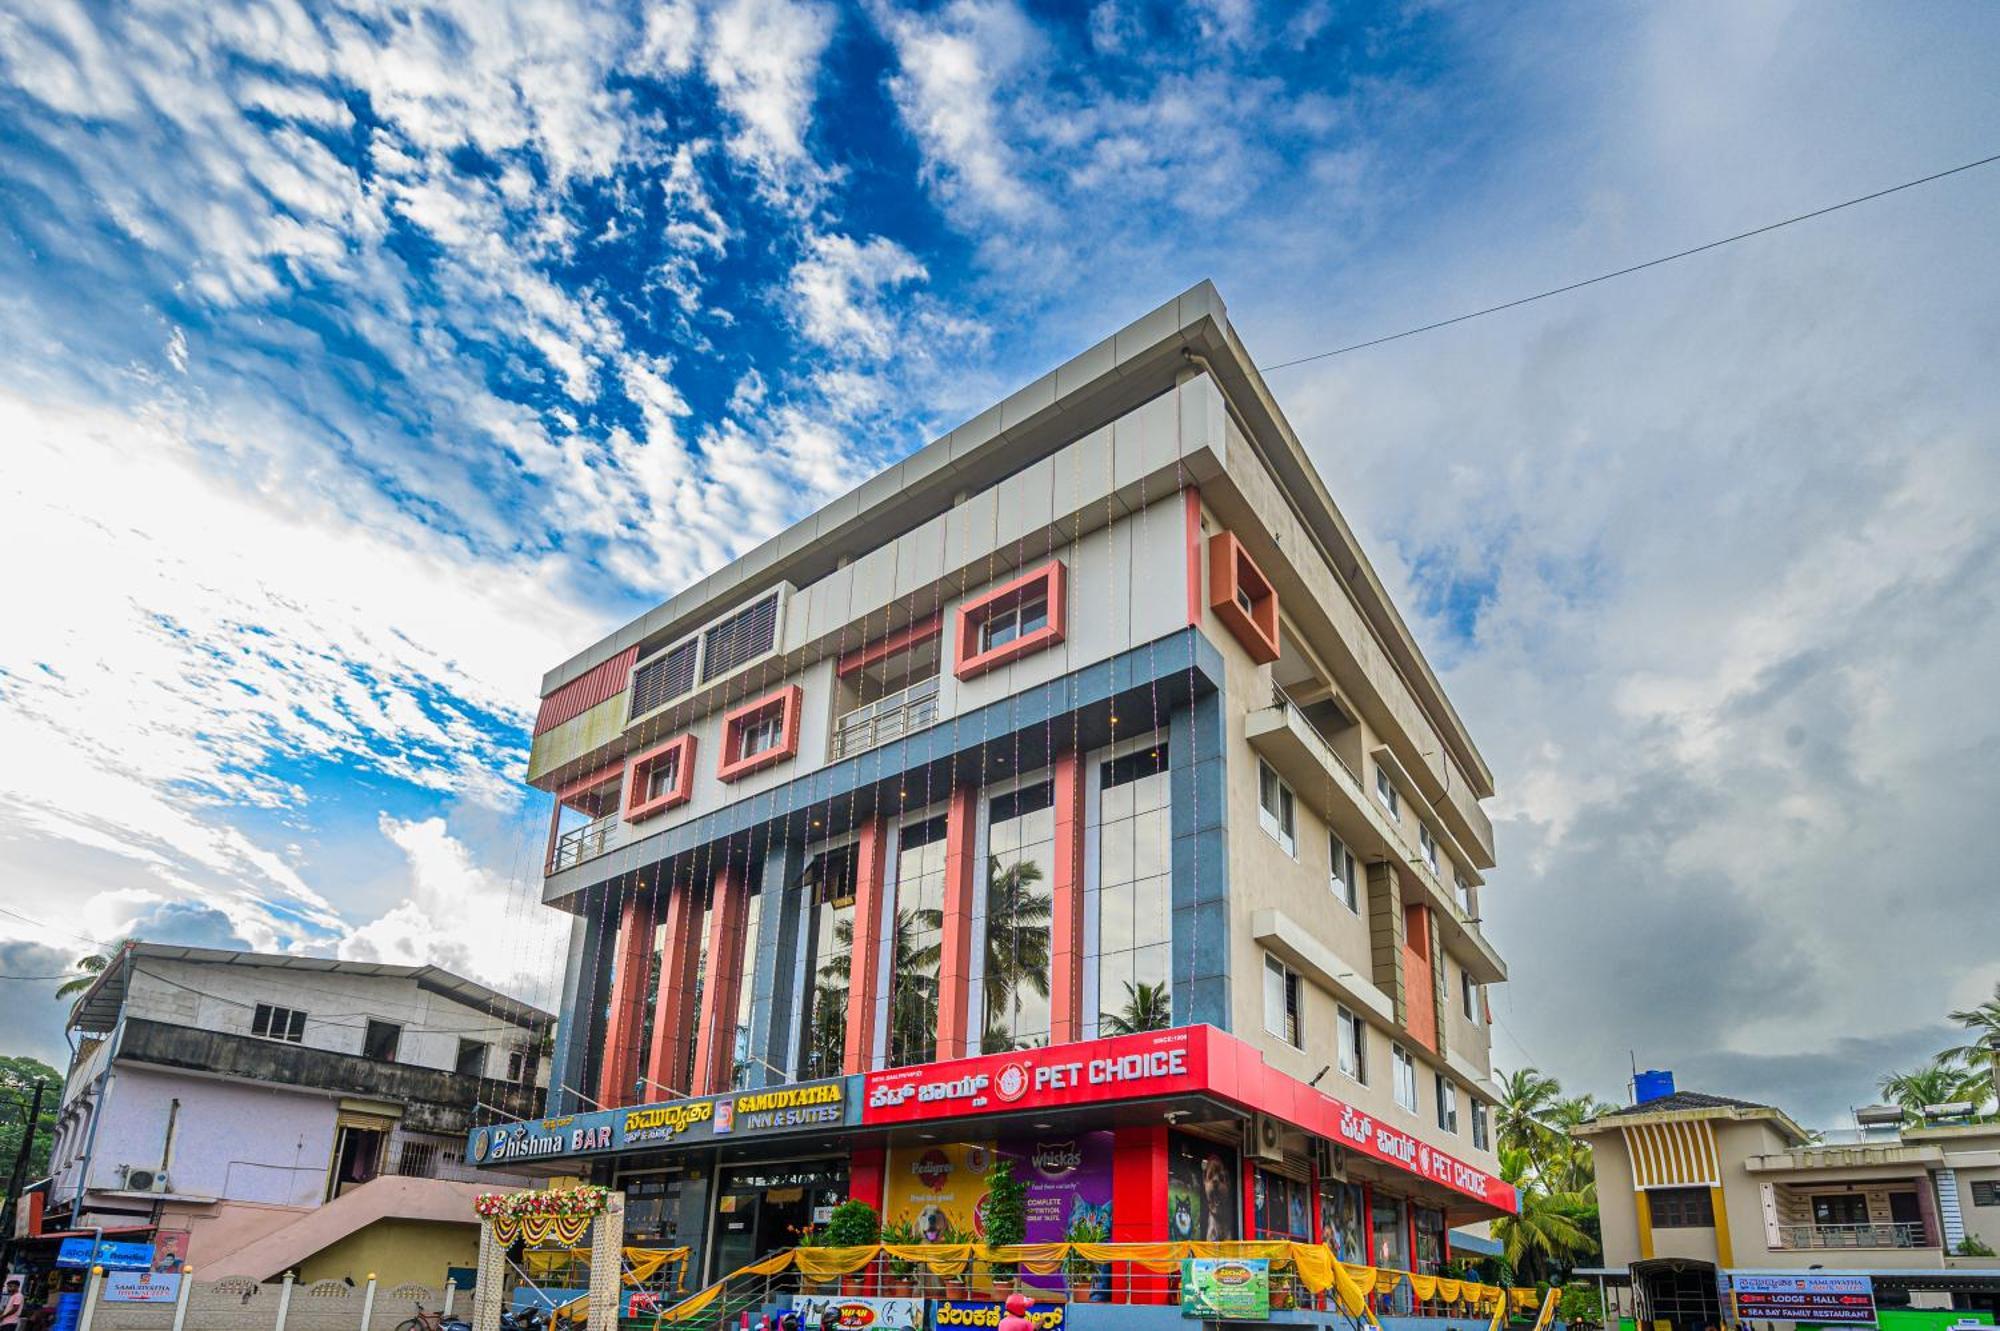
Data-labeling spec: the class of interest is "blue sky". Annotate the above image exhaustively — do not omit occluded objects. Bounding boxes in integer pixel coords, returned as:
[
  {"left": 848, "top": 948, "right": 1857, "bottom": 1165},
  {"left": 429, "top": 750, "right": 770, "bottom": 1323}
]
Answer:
[{"left": 2, "top": 0, "right": 1997, "bottom": 1121}]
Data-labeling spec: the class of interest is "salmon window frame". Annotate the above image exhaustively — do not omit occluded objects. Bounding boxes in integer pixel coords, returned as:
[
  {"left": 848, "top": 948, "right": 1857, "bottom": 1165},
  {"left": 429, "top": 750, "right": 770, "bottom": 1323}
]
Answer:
[
  {"left": 1208, "top": 531, "right": 1280, "bottom": 664},
  {"left": 624, "top": 733, "right": 696, "bottom": 822},
  {"left": 953, "top": 559, "right": 1067, "bottom": 681},
  {"left": 716, "top": 684, "right": 803, "bottom": 782}
]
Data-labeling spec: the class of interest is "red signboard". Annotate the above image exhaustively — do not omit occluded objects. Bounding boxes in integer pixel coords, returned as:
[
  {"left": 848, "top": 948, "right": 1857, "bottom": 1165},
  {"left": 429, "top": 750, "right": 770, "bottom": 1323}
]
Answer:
[
  {"left": 864, "top": 1028, "right": 1207, "bottom": 1123},
  {"left": 862, "top": 1026, "right": 1515, "bottom": 1212}
]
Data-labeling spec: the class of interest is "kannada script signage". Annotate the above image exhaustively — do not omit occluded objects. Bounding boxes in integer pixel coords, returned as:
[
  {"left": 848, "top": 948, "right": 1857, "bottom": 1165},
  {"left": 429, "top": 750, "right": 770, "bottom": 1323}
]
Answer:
[
  {"left": 1730, "top": 1274, "right": 1877, "bottom": 1325},
  {"left": 863, "top": 1028, "right": 1205, "bottom": 1125},
  {"left": 1328, "top": 1102, "right": 1505, "bottom": 1208},
  {"left": 468, "top": 1077, "right": 849, "bottom": 1165}
]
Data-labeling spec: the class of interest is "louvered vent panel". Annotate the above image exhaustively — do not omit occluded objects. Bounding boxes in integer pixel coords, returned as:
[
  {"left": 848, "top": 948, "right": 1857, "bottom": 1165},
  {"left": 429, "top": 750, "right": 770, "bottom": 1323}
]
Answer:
[
  {"left": 700, "top": 592, "right": 780, "bottom": 682},
  {"left": 630, "top": 639, "right": 697, "bottom": 716}
]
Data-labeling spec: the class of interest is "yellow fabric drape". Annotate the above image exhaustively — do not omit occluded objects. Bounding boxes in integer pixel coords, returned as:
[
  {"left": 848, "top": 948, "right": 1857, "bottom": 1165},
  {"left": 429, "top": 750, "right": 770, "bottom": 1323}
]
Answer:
[
  {"left": 792, "top": 1246, "right": 881, "bottom": 1280},
  {"left": 1531, "top": 1287, "right": 1562, "bottom": 1331},
  {"left": 882, "top": 1243, "right": 972, "bottom": 1276}
]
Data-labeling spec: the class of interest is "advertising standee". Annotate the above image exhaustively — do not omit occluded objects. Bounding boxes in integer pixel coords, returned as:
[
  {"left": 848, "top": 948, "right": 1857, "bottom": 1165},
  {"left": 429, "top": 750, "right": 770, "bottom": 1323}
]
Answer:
[{"left": 1729, "top": 1274, "right": 1878, "bottom": 1326}]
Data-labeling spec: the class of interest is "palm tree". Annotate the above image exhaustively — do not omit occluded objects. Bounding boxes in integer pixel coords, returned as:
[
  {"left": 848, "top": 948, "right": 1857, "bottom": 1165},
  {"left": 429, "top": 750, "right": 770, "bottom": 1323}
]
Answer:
[
  {"left": 1495, "top": 1067, "right": 1564, "bottom": 1180},
  {"left": 1545, "top": 1093, "right": 1617, "bottom": 1196},
  {"left": 1100, "top": 981, "right": 1173, "bottom": 1036},
  {"left": 1490, "top": 1147, "right": 1594, "bottom": 1282},
  {"left": 1945, "top": 982, "right": 2000, "bottom": 1110},
  {"left": 55, "top": 940, "right": 133, "bottom": 999},
  {"left": 885, "top": 907, "right": 944, "bottom": 1066},
  {"left": 981, "top": 855, "right": 1051, "bottom": 1050},
  {"left": 1879, "top": 1057, "right": 1987, "bottom": 1118}
]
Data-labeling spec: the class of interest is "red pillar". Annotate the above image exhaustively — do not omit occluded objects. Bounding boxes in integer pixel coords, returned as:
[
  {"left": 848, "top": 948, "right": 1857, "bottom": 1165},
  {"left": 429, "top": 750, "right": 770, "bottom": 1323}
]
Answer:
[
  {"left": 597, "top": 889, "right": 656, "bottom": 1108},
  {"left": 1113, "top": 1125, "right": 1170, "bottom": 1304},
  {"left": 645, "top": 875, "right": 703, "bottom": 1101},
  {"left": 691, "top": 853, "right": 751, "bottom": 1095},
  {"left": 1243, "top": 1162, "right": 1260, "bottom": 1240},
  {"left": 1048, "top": 749, "right": 1086, "bottom": 1046},
  {"left": 936, "top": 783, "right": 979, "bottom": 1061},
  {"left": 849, "top": 1145, "right": 887, "bottom": 1210},
  {"left": 842, "top": 817, "right": 890, "bottom": 1075}
]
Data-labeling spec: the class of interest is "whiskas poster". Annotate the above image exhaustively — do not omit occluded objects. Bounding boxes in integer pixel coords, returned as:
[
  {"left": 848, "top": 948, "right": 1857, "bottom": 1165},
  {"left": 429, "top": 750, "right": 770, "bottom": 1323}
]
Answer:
[{"left": 996, "top": 1132, "right": 1114, "bottom": 1242}]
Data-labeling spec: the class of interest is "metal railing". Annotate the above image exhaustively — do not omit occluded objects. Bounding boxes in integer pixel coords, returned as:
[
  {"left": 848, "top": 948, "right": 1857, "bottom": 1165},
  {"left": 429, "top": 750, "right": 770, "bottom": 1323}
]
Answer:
[
  {"left": 551, "top": 812, "right": 617, "bottom": 872},
  {"left": 1269, "top": 683, "right": 1362, "bottom": 786},
  {"left": 831, "top": 675, "right": 941, "bottom": 760},
  {"left": 1778, "top": 1221, "right": 1930, "bottom": 1249}
]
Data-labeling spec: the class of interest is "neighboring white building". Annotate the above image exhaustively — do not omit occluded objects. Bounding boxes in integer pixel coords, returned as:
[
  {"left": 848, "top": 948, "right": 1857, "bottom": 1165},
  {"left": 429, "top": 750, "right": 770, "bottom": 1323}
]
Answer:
[{"left": 31, "top": 944, "right": 551, "bottom": 1286}]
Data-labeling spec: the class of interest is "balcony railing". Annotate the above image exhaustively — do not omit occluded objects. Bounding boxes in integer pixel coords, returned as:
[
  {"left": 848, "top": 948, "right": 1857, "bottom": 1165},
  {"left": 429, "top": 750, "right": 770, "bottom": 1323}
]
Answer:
[
  {"left": 1778, "top": 1221, "right": 1930, "bottom": 1250},
  {"left": 831, "top": 674, "right": 941, "bottom": 761},
  {"left": 551, "top": 811, "right": 617, "bottom": 872},
  {"left": 1270, "top": 683, "right": 1361, "bottom": 786}
]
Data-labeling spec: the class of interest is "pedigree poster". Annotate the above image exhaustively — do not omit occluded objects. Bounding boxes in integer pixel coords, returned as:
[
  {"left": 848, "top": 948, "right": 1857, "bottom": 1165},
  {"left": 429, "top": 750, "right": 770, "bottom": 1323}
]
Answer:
[{"left": 885, "top": 1141, "right": 996, "bottom": 1241}]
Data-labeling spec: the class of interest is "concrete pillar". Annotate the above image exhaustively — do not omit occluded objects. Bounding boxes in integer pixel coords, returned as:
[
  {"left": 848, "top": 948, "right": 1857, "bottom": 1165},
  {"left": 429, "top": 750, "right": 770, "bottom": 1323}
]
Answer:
[
  {"left": 598, "top": 887, "right": 657, "bottom": 1107},
  {"left": 692, "top": 851, "right": 752, "bottom": 1095},
  {"left": 1112, "top": 1125, "right": 1170, "bottom": 1304},
  {"left": 1048, "top": 748, "right": 1086, "bottom": 1046},
  {"left": 936, "top": 783, "right": 979, "bottom": 1061},
  {"left": 841, "top": 817, "right": 889, "bottom": 1075},
  {"left": 645, "top": 873, "right": 703, "bottom": 1100},
  {"left": 746, "top": 837, "right": 805, "bottom": 1087},
  {"left": 473, "top": 1222, "right": 505, "bottom": 1331},
  {"left": 587, "top": 1193, "right": 626, "bottom": 1331}
]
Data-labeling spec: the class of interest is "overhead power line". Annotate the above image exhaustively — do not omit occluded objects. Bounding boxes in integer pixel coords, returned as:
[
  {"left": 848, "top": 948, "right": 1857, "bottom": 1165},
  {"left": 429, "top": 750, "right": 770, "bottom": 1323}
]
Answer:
[{"left": 1258, "top": 150, "right": 2000, "bottom": 372}]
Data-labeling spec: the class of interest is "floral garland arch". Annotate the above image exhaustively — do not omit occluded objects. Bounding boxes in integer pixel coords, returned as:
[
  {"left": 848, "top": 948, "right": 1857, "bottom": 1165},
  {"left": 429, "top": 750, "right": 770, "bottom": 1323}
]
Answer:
[{"left": 475, "top": 1185, "right": 610, "bottom": 1246}]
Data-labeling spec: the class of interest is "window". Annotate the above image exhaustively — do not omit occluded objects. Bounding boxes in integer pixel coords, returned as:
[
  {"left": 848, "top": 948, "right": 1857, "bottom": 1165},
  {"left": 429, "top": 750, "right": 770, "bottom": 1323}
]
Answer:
[
  {"left": 363, "top": 1019, "right": 402, "bottom": 1062},
  {"left": 889, "top": 814, "right": 950, "bottom": 1067},
  {"left": 506, "top": 1049, "right": 535, "bottom": 1085},
  {"left": 718, "top": 685, "right": 801, "bottom": 781},
  {"left": 700, "top": 591, "right": 781, "bottom": 683},
  {"left": 625, "top": 733, "right": 696, "bottom": 821},
  {"left": 1436, "top": 1076, "right": 1459, "bottom": 1133},
  {"left": 1462, "top": 969, "right": 1481, "bottom": 1023},
  {"left": 1375, "top": 765, "right": 1401, "bottom": 820},
  {"left": 454, "top": 1039, "right": 488, "bottom": 1079},
  {"left": 984, "top": 779, "right": 1057, "bottom": 1052},
  {"left": 629, "top": 638, "right": 697, "bottom": 716},
  {"left": 1392, "top": 1045, "right": 1417, "bottom": 1112},
  {"left": 395, "top": 1140, "right": 438, "bottom": 1178},
  {"left": 1207, "top": 531, "right": 1280, "bottom": 663},
  {"left": 1330, "top": 835, "right": 1358, "bottom": 911},
  {"left": 1472, "top": 1098, "right": 1490, "bottom": 1151},
  {"left": 1812, "top": 1194, "right": 1871, "bottom": 1226},
  {"left": 1418, "top": 824, "right": 1439, "bottom": 874},
  {"left": 1651, "top": 1187, "right": 1715, "bottom": 1228},
  {"left": 1263, "top": 955, "right": 1302, "bottom": 1048},
  {"left": 799, "top": 839, "right": 861, "bottom": 1077},
  {"left": 954, "top": 560, "right": 1066, "bottom": 680},
  {"left": 1096, "top": 741, "right": 1172, "bottom": 1039},
  {"left": 1972, "top": 1180, "right": 2000, "bottom": 1207},
  {"left": 1258, "top": 762, "right": 1296, "bottom": 855},
  {"left": 1337, "top": 1005, "right": 1367, "bottom": 1083},
  {"left": 1454, "top": 871, "right": 1473, "bottom": 915},
  {"left": 252, "top": 1003, "right": 306, "bottom": 1043}
]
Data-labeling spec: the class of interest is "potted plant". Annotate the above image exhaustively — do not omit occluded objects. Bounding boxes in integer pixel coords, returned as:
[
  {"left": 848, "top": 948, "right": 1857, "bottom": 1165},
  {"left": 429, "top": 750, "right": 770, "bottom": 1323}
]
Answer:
[
  {"left": 982, "top": 1160, "right": 1026, "bottom": 1299},
  {"left": 881, "top": 1220, "right": 919, "bottom": 1297},
  {"left": 938, "top": 1224, "right": 974, "bottom": 1300},
  {"left": 795, "top": 1224, "right": 833, "bottom": 1295},
  {"left": 1062, "top": 1216, "right": 1106, "bottom": 1303},
  {"left": 826, "top": 1199, "right": 881, "bottom": 1295}
]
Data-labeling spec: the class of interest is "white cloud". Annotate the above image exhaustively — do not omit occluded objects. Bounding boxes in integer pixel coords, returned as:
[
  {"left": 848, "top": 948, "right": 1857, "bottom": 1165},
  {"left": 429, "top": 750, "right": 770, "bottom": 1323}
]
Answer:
[{"left": 788, "top": 232, "right": 928, "bottom": 358}]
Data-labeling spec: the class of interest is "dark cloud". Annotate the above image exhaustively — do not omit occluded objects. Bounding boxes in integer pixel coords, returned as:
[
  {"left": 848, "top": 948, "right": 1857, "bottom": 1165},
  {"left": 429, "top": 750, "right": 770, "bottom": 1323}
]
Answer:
[{"left": 0, "top": 940, "right": 83, "bottom": 1068}]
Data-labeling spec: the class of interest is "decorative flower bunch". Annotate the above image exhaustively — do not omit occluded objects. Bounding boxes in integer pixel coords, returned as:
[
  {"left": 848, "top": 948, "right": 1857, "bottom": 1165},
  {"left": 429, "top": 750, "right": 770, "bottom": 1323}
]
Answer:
[{"left": 474, "top": 1185, "right": 610, "bottom": 1221}]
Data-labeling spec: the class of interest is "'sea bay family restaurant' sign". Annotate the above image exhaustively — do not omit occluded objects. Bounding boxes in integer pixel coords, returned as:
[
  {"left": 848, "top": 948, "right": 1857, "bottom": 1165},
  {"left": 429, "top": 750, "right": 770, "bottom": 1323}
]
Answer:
[
  {"left": 469, "top": 1078, "right": 849, "bottom": 1164},
  {"left": 468, "top": 1027, "right": 1512, "bottom": 1211}
]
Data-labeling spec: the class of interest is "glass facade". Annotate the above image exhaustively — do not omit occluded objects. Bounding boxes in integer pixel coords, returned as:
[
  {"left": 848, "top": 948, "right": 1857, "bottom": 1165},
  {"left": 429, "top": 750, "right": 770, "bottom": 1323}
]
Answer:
[
  {"left": 1094, "top": 741, "right": 1171, "bottom": 1034},
  {"left": 1321, "top": 1181, "right": 1367, "bottom": 1264},
  {"left": 729, "top": 887, "right": 762, "bottom": 1088},
  {"left": 980, "top": 778, "right": 1055, "bottom": 1052},
  {"left": 798, "top": 840, "right": 858, "bottom": 1078},
  {"left": 888, "top": 813, "right": 948, "bottom": 1066}
]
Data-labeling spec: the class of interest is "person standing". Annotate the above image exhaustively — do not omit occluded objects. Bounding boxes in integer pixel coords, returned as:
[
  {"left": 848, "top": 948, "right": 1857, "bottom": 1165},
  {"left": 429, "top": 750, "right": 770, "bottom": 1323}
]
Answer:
[{"left": 0, "top": 1275, "right": 24, "bottom": 1331}]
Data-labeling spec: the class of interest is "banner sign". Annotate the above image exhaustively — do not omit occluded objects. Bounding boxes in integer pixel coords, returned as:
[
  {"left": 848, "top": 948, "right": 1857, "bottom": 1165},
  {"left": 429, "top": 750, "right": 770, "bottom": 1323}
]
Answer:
[
  {"left": 793, "top": 1295, "right": 926, "bottom": 1330},
  {"left": 934, "top": 1300, "right": 1067, "bottom": 1331},
  {"left": 469, "top": 1077, "right": 850, "bottom": 1165},
  {"left": 56, "top": 1239, "right": 154, "bottom": 1270},
  {"left": 1180, "top": 1257, "right": 1270, "bottom": 1320},
  {"left": 1328, "top": 1104, "right": 1506, "bottom": 1208},
  {"left": 1730, "top": 1274, "right": 1877, "bottom": 1325},
  {"left": 864, "top": 1029, "right": 1205, "bottom": 1124},
  {"left": 104, "top": 1273, "right": 181, "bottom": 1304}
]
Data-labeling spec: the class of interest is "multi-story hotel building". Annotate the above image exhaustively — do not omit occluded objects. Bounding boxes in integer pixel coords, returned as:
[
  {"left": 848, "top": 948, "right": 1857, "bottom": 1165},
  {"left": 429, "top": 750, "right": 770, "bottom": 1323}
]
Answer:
[{"left": 480, "top": 283, "right": 1515, "bottom": 1285}]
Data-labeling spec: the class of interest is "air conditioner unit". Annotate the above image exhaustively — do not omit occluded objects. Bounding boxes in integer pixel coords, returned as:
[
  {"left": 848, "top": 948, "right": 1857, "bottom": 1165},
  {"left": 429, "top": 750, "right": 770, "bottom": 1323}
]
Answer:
[
  {"left": 1312, "top": 1138, "right": 1344, "bottom": 1180},
  {"left": 119, "top": 1166, "right": 170, "bottom": 1194},
  {"left": 1245, "top": 1113, "right": 1288, "bottom": 1164}
]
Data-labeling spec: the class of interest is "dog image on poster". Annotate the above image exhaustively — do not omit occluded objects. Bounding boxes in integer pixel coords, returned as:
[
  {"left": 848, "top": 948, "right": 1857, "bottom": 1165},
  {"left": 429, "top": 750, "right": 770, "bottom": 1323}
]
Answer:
[{"left": 1165, "top": 1132, "right": 1240, "bottom": 1242}]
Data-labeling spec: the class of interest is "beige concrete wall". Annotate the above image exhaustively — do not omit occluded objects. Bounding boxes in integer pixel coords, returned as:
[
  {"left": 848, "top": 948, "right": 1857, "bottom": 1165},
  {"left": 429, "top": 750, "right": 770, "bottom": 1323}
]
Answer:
[
  {"left": 1958, "top": 1163, "right": 2000, "bottom": 1252},
  {"left": 296, "top": 1217, "right": 483, "bottom": 1288},
  {"left": 1590, "top": 1133, "right": 1643, "bottom": 1266}
]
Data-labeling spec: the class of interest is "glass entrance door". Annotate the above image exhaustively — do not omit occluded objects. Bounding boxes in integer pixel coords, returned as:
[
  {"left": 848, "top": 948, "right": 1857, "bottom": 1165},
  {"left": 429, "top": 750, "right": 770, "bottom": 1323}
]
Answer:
[{"left": 709, "top": 1161, "right": 849, "bottom": 1281}]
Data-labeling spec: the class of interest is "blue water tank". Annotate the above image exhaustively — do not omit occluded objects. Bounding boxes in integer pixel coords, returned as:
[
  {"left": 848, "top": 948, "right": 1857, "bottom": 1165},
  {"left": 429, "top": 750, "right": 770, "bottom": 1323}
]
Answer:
[{"left": 1634, "top": 1069, "right": 1676, "bottom": 1104}]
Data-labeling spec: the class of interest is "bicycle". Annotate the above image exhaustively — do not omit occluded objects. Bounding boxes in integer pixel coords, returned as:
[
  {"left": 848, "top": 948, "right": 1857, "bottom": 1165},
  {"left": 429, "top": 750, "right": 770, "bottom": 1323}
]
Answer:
[{"left": 394, "top": 1303, "right": 471, "bottom": 1331}]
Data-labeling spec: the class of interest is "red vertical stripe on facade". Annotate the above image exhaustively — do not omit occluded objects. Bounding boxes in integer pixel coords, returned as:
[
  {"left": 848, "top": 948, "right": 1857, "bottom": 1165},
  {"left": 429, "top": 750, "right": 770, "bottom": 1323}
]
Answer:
[
  {"left": 597, "top": 890, "right": 655, "bottom": 1108},
  {"left": 1402, "top": 903, "right": 1437, "bottom": 1054},
  {"left": 935, "top": 784, "right": 979, "bottom": 1062},
  {"left": 646, "top": 878, "right": 703, "bottom": 1100},
  {"left": 842, "top": 816, "right": 889, "bottom": 1076},
  {"left": 535, "top": 646, "right": 638, "bottom": 736},
  {"left": 690, "top": 855, "right": 750, "bottom": 1096},
  {"left": 1048, "top": 750, "right": 1086, "bottom": 1046}
]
